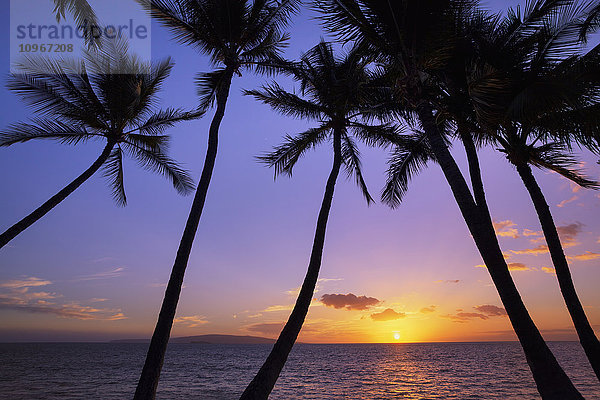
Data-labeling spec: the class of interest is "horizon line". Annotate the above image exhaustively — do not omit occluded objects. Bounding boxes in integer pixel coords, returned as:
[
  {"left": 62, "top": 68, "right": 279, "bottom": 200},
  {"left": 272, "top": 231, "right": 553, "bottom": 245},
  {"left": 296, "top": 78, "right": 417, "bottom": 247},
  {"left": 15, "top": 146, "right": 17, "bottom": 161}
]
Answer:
[{"left": 0, "top": 340, "right": 580, "bottom": 345}]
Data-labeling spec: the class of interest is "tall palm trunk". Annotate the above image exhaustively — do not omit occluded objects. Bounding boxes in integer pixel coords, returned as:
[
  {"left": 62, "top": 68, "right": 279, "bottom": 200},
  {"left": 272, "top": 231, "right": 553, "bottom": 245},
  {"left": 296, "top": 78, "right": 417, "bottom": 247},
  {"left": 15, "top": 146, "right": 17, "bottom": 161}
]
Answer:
[
  {"left": 0, "top": 141, "right": 115, "bottom": 249},
  {"left": 418, "top": 103, "right": 582, "bottom": 400},
  {"left": 516, "top": 162, "right": 600, "bottom": 382},
  {"left": 133, "top": 70, "right": 234, "bottom": 400},
  {"left": 239, "top": 130, "right": 343, "bottom": 400}
]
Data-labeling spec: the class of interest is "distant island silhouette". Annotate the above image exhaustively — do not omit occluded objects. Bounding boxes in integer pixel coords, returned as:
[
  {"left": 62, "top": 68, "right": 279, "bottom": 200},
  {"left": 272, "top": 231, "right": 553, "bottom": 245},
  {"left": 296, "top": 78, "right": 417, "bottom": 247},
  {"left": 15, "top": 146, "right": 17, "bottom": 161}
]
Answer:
[{"left": 111, "top": 334, "right": 277, "bottom": 344}]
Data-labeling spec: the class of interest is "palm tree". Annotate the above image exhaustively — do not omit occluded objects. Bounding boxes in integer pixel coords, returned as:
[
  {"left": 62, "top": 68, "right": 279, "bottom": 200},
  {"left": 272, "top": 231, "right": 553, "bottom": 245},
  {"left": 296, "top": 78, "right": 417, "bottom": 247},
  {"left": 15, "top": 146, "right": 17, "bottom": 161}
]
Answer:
[
  {"left": 462, "top": 8, "right": 600, "bottom": 379},
  {"left": 240, "top": 41, "right": 402, "bottom": 399},
  {"left": 133, "top": 1, "right": 300, "bottom": 398},
  {"left": 0, "top": 40, "right": 198, "bottom": 250},
  {"left": 318, "top": 0, "right": 584, "bottom": 398},
  {"left": 502, "top": 140, "right": 600, "bottom": 380}
]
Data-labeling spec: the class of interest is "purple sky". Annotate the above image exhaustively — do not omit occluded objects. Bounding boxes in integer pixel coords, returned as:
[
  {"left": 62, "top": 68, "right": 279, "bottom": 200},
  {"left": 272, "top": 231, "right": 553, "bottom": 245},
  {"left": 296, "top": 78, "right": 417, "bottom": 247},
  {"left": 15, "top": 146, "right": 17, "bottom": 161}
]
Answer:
[{"left": 0, "top": 0, "right": 599, "bottom": 343}]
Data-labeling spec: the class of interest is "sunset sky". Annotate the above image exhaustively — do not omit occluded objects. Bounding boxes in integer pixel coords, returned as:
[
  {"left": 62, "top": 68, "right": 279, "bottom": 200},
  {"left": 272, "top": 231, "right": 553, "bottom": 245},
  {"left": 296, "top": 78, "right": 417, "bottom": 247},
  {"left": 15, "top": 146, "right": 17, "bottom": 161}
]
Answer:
[{"left": 0, "top": 0, "right": 599, "bottom": 344}]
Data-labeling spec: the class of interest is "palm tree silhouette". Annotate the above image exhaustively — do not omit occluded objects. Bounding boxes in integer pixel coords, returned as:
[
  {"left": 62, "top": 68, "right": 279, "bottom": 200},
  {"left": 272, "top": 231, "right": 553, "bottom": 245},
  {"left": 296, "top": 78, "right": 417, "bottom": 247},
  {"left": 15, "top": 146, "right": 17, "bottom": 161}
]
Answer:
[
  {"left": 318, "top": 0, "right": 585, "bottom": 398},
  {"left": 133, "top": 1, "right": 300, "bottom": 398},
  {"left": 462, "top": 9, "right": 600, "bottom": 380},
  {"left": 0, "top": 39, "right": 198, "bottom": 250},
  {"left": 240, "top": 41, "right": 402, "bottom": 399}
]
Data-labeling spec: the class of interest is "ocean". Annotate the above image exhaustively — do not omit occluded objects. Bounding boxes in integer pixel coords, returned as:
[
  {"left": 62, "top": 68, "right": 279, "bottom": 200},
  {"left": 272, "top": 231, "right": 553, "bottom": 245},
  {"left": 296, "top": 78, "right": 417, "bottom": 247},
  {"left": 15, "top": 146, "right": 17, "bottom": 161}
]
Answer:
[{"left": 0, "top": 342, "right": 599, "bottom": 399}]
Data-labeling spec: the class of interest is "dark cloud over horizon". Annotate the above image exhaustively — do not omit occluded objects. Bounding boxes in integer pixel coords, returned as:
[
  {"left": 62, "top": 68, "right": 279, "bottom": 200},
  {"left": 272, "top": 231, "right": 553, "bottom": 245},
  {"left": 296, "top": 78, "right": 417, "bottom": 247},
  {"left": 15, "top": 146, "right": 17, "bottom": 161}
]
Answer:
[{"left": 320, "top": 293, "right": 381, "bottom": 311}]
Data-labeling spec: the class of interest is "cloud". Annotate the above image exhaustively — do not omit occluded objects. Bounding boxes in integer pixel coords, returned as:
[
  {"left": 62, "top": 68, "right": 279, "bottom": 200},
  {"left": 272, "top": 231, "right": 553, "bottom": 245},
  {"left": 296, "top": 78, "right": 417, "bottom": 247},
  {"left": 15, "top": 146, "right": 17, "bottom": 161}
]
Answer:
[
  {"left": 442, "top": 312, "right": 489, "bottom": 322},
  {"left": 493, "top": 220, "right": 520, "bottom": 239},
  {"left": 420, "top": 305, "right": 437, "bottom": 314},
  {"left": 0, "top": 300, "right": 126, "bottom": 321},
  {"left": 567, "top": 251, "right": 600, "bottom": 262},
  {"left": 510, "top": 245, "right": 549, "bottom": 256},
  {"left": 243, "top": 322, "right": 284, "bottom": 336},
  {"left": 443, "top": 305, "right": 506, "bottom": 323},
  {"left": 0, "top": 277, "right": 52, "bottom": 289},
  {"left": 476, "top": 262, "right": 533, "bottom": 272},
  {"left": 557, "top": 196, "right": 578, "bottom": 208},
  {"left": 556, "top": 222, "right": 583, "bottom": 248},
  {"left": 542, "top": 267, "right": 556, "bottom": 274},
  {"left": 474, "top": 305, "right": 507, "bottom": 316},
  {"left": 557, "top": 222, "right": 583, "bottom": 238},
  {"left": 320, "top": 293, "right": 381, "bottom": 311},
  {"left": 91, "top": 257, "right": 116, "bottom": 263},
  {"left": 263, "top": 304, "right": 294, "bottom": 312},
  {"left": 73, "top": 267, "right": 125, "bottom": 282},
  {"left": 434, "top": 280, "right": 460, "bottom": 284},
  {"left": 507, "top": 262, "right": 532, "bottom": 271},
  {"left": 570, "top": 183, "right": 582, "bottom": 193},
  {"left": 0, "top": 276, "right": 126, "bottom": 321},
  {"left": 370, "top": 308, "right": 406, "bottom": 322},
  {"left": 506, "top": 223, "right": 583, "bottom": 256},
  {"left": 174, "top": 315, "right": 209, "bottom": 327},
  {"left": 523, "top": 229, "right": 542, "bottom": 237}
]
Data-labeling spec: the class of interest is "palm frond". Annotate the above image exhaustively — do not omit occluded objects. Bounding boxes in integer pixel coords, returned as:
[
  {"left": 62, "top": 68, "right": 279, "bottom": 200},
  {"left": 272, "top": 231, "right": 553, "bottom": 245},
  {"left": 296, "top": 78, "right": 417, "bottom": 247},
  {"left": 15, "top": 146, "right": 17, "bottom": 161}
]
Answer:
[
  {"left": 196, "top": 69, "right": 232, "bottom": 110},
  {"left": 53, "top": 0, "right": 100, "bottom": 48},
  {"left": 127, "top": 107, "right": 204, "bottom": 136},
  {"left": 258, "top": 125, "right": 330, "bottom": 177},
  {"left": 124, "top": 134, "right": 170, "bottom": 153},
  {"left": 579, "top": 2, "right": 600, "bottom": 41},
  {"left": 530, "top": 142, "right": 600, "bottom": 189},
  {"left": 0, "top": 119, "right": 99, "bottom": 147},
  {"left": 530, "top": 0, "right": 592, "bottom": 65},
  {"left": 122, "top": 142, "right": 195, "bottom": 195},
  {"left": 351, "top": 122, "right": 404, "bottom": 148},
  {"left": 382, "top": 132, "right": 435, "bottom": 208},
  {"left": 8, "top": 59, "right": 106, "bottom": 127},
  {"left": 102, "top": 146, "right": 127, "bottom": 206},
  {"left": 240, "top": 30, "right": 291, "bottom": 76},
  {"left": 137, "top": 0, "right": 223, "bottom": 55},
  {"left": 243, "top": 0, "right": 301, "bottom": 50},
  {"left": 341, "top": 134, "right": 373, "bottom": 204},
  {"left": 244, "top": 84, "right": 324, "bottom": 120}
]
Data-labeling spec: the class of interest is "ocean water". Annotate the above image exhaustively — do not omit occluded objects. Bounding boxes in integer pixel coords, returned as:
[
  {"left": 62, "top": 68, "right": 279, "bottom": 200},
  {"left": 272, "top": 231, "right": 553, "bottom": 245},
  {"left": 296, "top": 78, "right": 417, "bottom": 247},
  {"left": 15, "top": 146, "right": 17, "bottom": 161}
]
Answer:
[{"left": 0, "top": 342, "right": 599, "bottom": 399}]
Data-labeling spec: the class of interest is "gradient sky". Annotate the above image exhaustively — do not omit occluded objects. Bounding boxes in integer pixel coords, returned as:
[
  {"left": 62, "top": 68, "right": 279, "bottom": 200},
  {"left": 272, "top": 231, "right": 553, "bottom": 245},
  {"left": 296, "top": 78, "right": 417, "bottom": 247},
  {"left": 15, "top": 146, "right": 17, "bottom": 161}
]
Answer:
[{"left": 0, "top": 0, "right": 599, "bottom": 344}]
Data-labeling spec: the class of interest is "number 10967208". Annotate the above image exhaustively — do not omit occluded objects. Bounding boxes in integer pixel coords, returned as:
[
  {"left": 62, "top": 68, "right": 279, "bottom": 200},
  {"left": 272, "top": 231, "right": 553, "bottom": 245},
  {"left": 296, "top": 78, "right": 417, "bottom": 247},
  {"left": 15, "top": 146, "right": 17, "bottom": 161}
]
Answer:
[{"left": 19, "top": 43, "right": 74, "bottom": 53}]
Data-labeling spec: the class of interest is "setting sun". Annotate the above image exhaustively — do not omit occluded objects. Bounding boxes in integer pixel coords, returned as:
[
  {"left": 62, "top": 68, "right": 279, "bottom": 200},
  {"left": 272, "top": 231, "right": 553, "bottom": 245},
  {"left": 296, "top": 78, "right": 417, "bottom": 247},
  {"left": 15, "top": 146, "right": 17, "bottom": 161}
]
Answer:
[{"left": 393, "top": 333, "right": 401, "bottom": 341}]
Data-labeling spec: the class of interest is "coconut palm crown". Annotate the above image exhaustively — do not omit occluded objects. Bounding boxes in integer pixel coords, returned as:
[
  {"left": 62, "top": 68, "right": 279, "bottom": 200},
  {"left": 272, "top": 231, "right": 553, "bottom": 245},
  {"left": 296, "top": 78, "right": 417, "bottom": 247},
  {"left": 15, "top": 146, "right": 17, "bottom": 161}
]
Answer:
[
  {"left": 0, "top": 39, "right": 200, "bottom": 249},
  {"left": 138, "top": 0, "right": 301, "bottom": 111},
  {"left": 247, "top": 41, "right": 402, "bottom": 201}
]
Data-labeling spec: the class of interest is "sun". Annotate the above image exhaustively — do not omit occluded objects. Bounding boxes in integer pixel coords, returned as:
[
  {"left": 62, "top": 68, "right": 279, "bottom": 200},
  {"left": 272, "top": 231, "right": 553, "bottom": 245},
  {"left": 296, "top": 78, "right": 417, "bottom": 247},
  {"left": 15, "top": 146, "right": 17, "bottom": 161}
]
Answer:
[{"left": 393, "top": 332, "right": 401, "bottom": 341}]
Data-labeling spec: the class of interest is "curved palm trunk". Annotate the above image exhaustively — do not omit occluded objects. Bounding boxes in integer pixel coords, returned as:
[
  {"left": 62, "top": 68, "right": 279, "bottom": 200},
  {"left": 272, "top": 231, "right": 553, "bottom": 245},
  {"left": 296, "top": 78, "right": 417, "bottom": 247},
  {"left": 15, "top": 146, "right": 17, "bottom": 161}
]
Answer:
[
  {"left": 458, "top": 129, "right": 487, "bottom": 209},
  {"left": 239, "top": 130, "right": 343, "bottom": 400},
  {"left": 133, "top": 71, "right": 233, "bottom": 400},
  {"left": 516, "top": 162, "right": 600, "bottom": 382},
  {"left": 418, "top": 104, "right": 582, "bottom": 400},
  {"left": 0, "top": 141, "right": 115, "bottom": 250}
]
